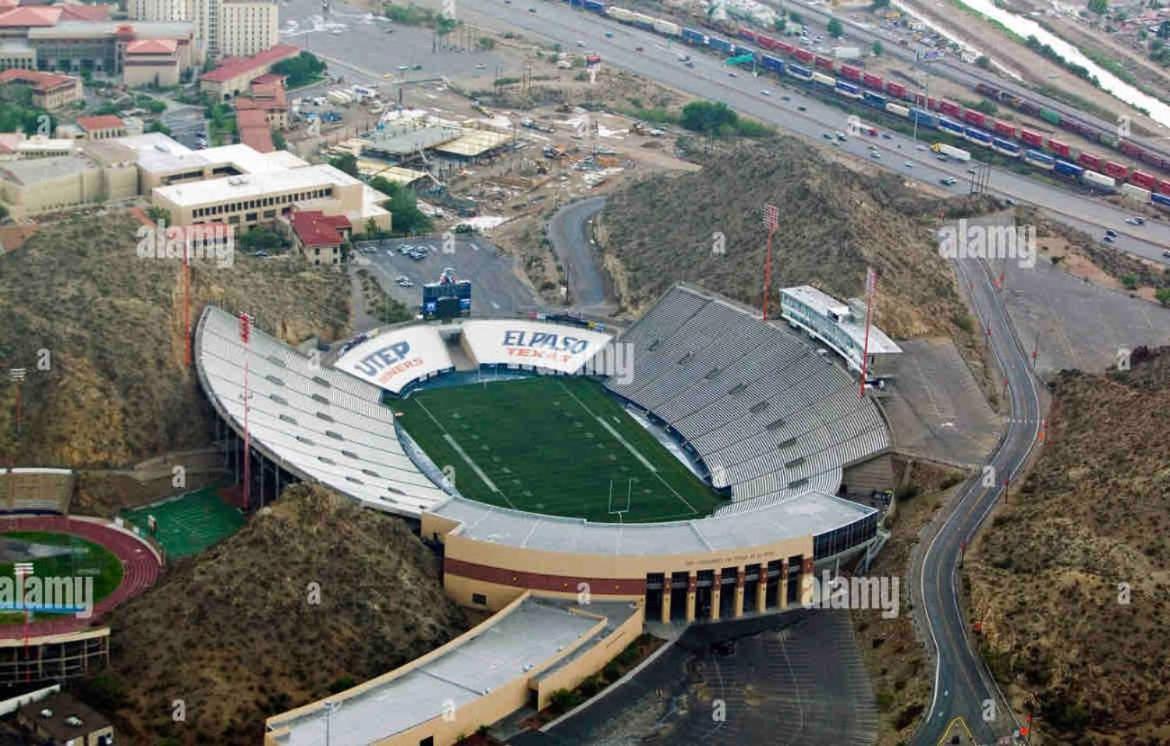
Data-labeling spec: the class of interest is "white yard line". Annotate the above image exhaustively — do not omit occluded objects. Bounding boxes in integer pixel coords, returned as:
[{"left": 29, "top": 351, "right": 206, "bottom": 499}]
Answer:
[
  {"left": 415, "top": 398, "right": 510, "bottom": 504},
  {"left": 556, "top": 381, "right": 699, "bottom": 516}
]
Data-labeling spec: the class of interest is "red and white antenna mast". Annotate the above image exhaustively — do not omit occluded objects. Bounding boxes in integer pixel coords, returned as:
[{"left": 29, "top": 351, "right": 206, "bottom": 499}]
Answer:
[
  {"left": 238, "top": 312, "right": 253, "bottom": 509},
  {"left": 761, "top": 203, "right": 779, "bottom": 320},
  {"left": 858, "top": 267, "right": 877, "bottom": 398}
]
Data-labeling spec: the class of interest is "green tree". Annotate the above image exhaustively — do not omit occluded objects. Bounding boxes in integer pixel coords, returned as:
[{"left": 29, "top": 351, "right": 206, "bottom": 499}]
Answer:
[
  {"left": 329, "top": 153, "right": 359, "bottom": 177},
  {"left": 145, "top": 120, "right": 171, "bottom": 136},
  {"left": 827, "top": 17, "right": 844, "bottom": 38},
  {"left": 1159, "top": 20, "right": 1170, "bottom": 38},
  {"left": 773, "top": 17, "right": 787, "bottom": 33},
  {"left": 871, "top": 0, "right": 890, "bottom": 8},
  {"left": 271, "top": 52, "right": 327, "bottom": 88},
  {"left": 976, "top": 55, "right": 991, "bottom": 69},
  {"left": 1155, "top": 287, "right": 1170, "bottom": 306},
  {"left": 272, "top": 129, "right": 287, "bottom": 150},
  {"left": 789, "top": 10, "right": 803, "bottom": 23},
  {"left": 477, "top": 36, "right": 495, "bottom": 50},
  {"left": 146, "top": 206, "right": 170, "bottom": 224},
  {"left": 872, "top": 40, "right": 884, "bottom": 56},
  {"left": 679, "top": 100, "right": 739, "bottom": 135},
  {"left": 369, "top": 176, "right": 432, "bottom": 234},
  {"left": 1088, "top": 0, "right": 1108, "bottom": 14}
]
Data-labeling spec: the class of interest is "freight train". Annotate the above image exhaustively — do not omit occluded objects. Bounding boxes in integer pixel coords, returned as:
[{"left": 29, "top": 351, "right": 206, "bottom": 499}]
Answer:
[{"left": 564, "top": 0, "right": 1170, "bottom": 205}]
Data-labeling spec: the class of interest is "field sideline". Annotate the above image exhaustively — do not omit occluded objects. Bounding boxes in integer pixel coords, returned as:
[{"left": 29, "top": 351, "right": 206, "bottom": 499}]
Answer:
[{"left": 395, "top": 376, "right": 726, "bottom": 523}]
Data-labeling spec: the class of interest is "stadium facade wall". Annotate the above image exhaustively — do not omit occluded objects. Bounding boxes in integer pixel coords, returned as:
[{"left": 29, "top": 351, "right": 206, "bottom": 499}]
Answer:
[
  {"left": 424, "top": 514, "right": 821, "bottom": 623},
  {"left": 842, "top": 453, "right": 896, "bottom": 496}
]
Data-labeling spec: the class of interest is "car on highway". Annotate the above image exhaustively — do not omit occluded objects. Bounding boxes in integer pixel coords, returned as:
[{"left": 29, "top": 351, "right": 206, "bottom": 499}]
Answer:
[
  {"left": 761, "top": 89, "right": 772, "bottom": 96},
  {"left": 396, "top": 275, "right": 414, "bottom": 287},
  {"left": 728, "top": 71, "right": 737, "bottom": 77},
  {"left": 882, "top": 132, "right": 892, "bottom": 139},
  {"left": 1103, "top": 234, "right": 1116, "bottom": 244},
  {"left": 904, "top": 161, "right": 913, "bottom": 168},
  {"left": 1125, "top": 216, "right": 1146, "bottom": 225},
  {"left": 1162, "top": 249, "right": 1170, "bottom": 258},
  {"left": 781, "top": 95, "right": 790, "bottom": 101},
  {"left": 576, "top": 40, "right": 584, "bottom": 47},
  {"left": 797, "top": 105, "right": 806, "bottom": 111},
  {"left": 940, "top": 176, "right": 957, "bottom": 186},
  {"left": 823, "top": 132, "right": 833, "bottom": 140},
  {"left": 528, "top": 6, "right": 535, "bottom": 12},
  {"left": 870, "top": 150, "right": 880, "bottom": 159},
  {"left": 1104, "top": 228, "right": 1118, "bottom": 238},
  {"left": 967, "top": 167, "right": 977, "bottom": 174},
  {"left": 605, "top": 31, "right": 613, "bottom": 38},
  {"left": 635, "top": 45, "right": 643, "bottom": 52},
  {"left": 916, "top": 144, "right": 927, "bottom": 151}
]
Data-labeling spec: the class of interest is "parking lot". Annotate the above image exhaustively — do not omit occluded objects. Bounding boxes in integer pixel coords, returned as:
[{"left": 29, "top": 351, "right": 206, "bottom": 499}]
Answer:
[{"left": 351, "top": 235, "right": 541, "bottom": 317}]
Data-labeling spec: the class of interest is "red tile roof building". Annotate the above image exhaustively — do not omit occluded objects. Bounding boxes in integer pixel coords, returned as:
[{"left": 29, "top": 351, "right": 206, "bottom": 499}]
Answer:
[
  {"left": 288, "top": 209, "right": 350, "bottom": 268},
  {"left": 76, "top": 115, "right": 126, "bottom": 140},
  {"left": 236, "top": 108, "right": 273, "bottom": 152},
  {"left": 0, "top": 68, "right": 80, "bottom": 110},
  {"left": 201, "top": 43, "right": 299, "bottom": 100},
  {"left": 123, "top": 36, "right": 181, "bottom": 86}
]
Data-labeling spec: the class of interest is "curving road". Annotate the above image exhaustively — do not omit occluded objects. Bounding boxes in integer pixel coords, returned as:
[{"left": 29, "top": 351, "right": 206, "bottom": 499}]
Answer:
[
  {"left": 547, "top": 196, "right": 614, "bottom": 313},
  {"left": 912, "top": 255, "right": 1043, "bottom": 744},
  {"left": 443, "top": 0, "right": 1170, "bottom": 264}
]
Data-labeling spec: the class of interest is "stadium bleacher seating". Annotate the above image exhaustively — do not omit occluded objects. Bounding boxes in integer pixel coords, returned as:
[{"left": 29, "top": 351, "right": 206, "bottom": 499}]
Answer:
[
  {"left": 605, "top": 285, "right": 890, "bottom": 516},
  {"left": 195, "top": 307, "right": 449, "bottom": 518}
]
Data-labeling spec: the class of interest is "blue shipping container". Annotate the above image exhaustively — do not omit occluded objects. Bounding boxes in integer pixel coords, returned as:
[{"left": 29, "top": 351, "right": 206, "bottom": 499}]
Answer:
[
  {"left": 836, "top": 81, "right": 861, "bottom": 98},
  {"left": 992, "top": 137, "right": 1020, "bottom": 155},
  {"left": 584, "top": 0, "right": 605, "bottom": 11},
  {"left": 938, "top": 117, "right": 963, "bottom": 135},
  {"left": 1053, "top": 159, "right": 1084, "bottom": 177},
  {"left": 1152, "top": 192, "right": 1170, "bottom": 207},
  {"left": 761, "top": 54, "right": 785, "bottom": 73},
  {"left": 786, "top": 63, "right": 812, "bottom": 80},
  {"left": 709, "top": 37, "right": 733, "bottom": 54},
  {"left": 910, "top": 109, "right": 937, "bottom": 128},
  {"left": 1024, "top": 149, "right": 1054, "bottom": 168},
  {"left": 682, "top": 27, "right": 707, "bottom": 45},
  {"left": 862, "top": 91, "right": 886, "bottom": 107}
]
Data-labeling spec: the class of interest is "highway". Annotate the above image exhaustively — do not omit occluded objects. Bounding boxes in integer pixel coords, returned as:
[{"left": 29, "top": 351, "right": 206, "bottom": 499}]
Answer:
[{"left": 446, "top": 0, "right": 1170, "bottom": 264}]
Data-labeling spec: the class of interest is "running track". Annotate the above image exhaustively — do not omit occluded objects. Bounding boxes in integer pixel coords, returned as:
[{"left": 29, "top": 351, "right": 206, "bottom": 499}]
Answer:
[{"left": 0, "top": 515, "right": 162, "bottom": 639}]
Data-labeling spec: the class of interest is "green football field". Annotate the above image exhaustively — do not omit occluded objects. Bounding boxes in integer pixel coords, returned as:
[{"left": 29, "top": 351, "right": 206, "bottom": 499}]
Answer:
[
  {"left": 121, "top": 486, "right": 244, "bottom": 558},
  {"left": 395, "top": 376, "right": 726, "bottom": 523}
]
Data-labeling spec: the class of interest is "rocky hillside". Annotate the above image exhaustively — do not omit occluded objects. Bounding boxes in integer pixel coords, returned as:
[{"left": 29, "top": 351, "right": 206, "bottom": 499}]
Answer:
[
  {"left": 967, "top": 347, "right": 1170, "bottom": 744},
  {"left": 81, "top": 484, "right": 468, "bottom": 745},
  {"left": 0, "top": 211, "right": 349, "bottom": 468},
  {"left": 599, "top": 138, "right": 988, "bottom": 350}
]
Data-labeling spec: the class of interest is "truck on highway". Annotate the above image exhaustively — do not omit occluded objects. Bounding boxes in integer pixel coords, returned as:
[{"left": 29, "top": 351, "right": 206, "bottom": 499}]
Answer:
[
  {"left": 327, "top": 89, "right": 352, "bottom": 106},
  {"left": 931, "top": 143, "right": 971, "bottom": 162}
]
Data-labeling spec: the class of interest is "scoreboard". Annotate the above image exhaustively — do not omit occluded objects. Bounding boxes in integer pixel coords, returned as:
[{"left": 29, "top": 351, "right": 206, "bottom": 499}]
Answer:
[{"left": 422, "top": 279, "right": 471, "bottom": 320}]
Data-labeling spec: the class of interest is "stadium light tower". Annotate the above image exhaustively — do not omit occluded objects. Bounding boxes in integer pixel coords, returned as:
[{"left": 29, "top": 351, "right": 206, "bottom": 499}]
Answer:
[
  {"left": 761, "top": 203, "right": 780, "bottom": 320},
  {"left": 858, "top": 267, "right": 877, "bottom": 399},
  {"left": 239, "top": 313, "right": 253, "bottom": 509}
]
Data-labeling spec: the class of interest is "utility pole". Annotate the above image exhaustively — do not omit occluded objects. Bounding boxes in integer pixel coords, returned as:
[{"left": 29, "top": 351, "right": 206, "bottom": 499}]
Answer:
[{"left": 761, "top": 203, "right": 779, "bottom": 320}]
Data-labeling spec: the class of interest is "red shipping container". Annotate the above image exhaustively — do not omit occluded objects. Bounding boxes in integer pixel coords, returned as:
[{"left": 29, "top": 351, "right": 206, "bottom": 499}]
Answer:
[
  {"left": 938, "top": 99, "right": 962, "bottom": 117},
  {"left": 862, "top": 72, "right": 882, "bottom": 89},
  {"left": 1119, "top": 141, "right": 1142, "bottom": 158},
  {"left": 993, "top": 120, "right": 1016, "bottom": 138},
  {"left": 814, "top": 55, "right": 834, "bottom": 70},
  {"left": 1131, "top": 170, "right": 1156, "bottom": 190},
  {"left": 1047, "top": 138, "right": 1071, "bottom": 158},
  {"left": 1103, "top": 161, "right": 1129, "bottom": 179},
  {"left": 1157, "top": 178, "right": 1170, "bottom": 195},
  {"left": 757, "top": 33, "right": 779, "bottom": 50},
  {"left": 1019, "top": 129, "right": 1043, "bottom": 147},
  {"left": 1077, "top": 151, "right": 1102, "bottom": 170},
  {"left": 777, "top": 40, "right": 794, "bottom": 55},
  {"left": 885, "top": 82, "right": 908, "bottom": 99},
  {"left": 739, "top": 28, "right": 758, "bottom": 42},
  {"left": 963, "top": 110, "right": 986, "bottom": 127},
  {"left": 839, "top": 65, "right": 861, "bottom": 81},
  {"left": 794, "top": 48, "right": 813, "bottom": 63}
]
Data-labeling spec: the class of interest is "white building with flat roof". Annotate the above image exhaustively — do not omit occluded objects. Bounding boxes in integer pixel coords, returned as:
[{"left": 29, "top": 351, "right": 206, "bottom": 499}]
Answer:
[{"left": 780, "top": 285, "right": 901, "bottom": 379}]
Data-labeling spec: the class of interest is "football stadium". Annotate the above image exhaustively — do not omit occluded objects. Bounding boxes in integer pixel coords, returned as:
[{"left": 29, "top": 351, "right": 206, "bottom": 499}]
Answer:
[{"left": 193, "top": 283, "right": 897, "bottom": 746}]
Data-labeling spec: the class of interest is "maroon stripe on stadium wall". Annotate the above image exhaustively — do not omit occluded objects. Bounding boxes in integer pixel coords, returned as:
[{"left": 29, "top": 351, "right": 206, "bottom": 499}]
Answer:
[{"left": 445, "top": 558, "right": 646, "bottom": 596}]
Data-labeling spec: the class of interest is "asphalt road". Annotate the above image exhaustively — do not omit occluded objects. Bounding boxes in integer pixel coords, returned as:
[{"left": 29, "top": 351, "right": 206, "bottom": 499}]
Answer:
[
  {"left": 547, "top": 196, "right": 613, "bottom": 312},
  {"left": 911, "top": 254, "right": 1043, "bottom": 744},
  {"left": 437, "top": 0, "right": 1170, "bottom": 265}
]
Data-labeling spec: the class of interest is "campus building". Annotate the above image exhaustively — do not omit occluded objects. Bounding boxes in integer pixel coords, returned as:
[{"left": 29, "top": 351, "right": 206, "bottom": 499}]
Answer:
[
  {"left": 780, "top": 285, "right": 902, "bottom": 380},
  {"left": 0, "top": 139, "right": 136, "bottom": 217},
  {"left": 200, "top": 42, "right": 297, "bottom": 100},
  {"left": 0, "top": 68, "right": 81, "bottom": 109},
  {"left": 219, "top": 0, "right": 278, "bottom": 58}
]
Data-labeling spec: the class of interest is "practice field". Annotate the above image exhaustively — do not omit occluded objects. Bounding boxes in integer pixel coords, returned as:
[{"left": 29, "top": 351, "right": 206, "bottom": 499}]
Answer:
[
  {"left": 395, "top": 377, "right": 726, "bottom": 523},
  {"left": 0, "top": 531, "right": 123, "bottom": 622},
  {"left": 121, "top": 486, "right": 245, "bottom": 558}
]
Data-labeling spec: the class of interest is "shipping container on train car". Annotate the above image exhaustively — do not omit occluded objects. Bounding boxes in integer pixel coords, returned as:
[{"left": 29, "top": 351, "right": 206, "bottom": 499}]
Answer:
[
  {"left": 682, "top": 27, "right": 707, "bottom": 45},
  {"left": 1152, "top": 192, "right": 1170, "bottom": 208},
  {"left": 1047, "top": 138, "right": 1071, "bottom": 158},
  {"left": 1082, "top": 170, "right": 1116, "bottom": 191},
  {"left": 992, "top": 137, "right": 1020, "bottom": 156},
  {"left": 786, "top": 63, "right": 812, "bottom": 81},
  {"left": 1017, "top": 99, "right": 1040, "bottom": 116},
  {"left": 1039, "top": 108, "right": 1061, "bottom": 126},
  {"left": 938, "top": 100, "right": 962, "bottom": 117},
  {"left": 1024, "top": 149, "right": 1055, "bottom": 169},
  {"left": 861, "top": 72, "right": 882, "bottom": 90},
  {"left": 964, "top": 126, "right": 992, "bottom": 146},
  {"left": 761, "top": 54, "right": 785, "bottom": 74},
  {"left": 1120, "top": 183, "right": 1151, "bottom": 202},
  {"left": 1053, "top": 159, "right": 1084, "bottom": 178},
  {"left": 793, "top": 47, "right": 814, "bottom": 64},
  {"left": 757, "top": 34, "right": 781, "bottom": 51},
  {"left": 739, "top": 28, "right": 758, "bottom": 42},
  {"left": 975, "top": 82, "right": 998, "bottom": 97},
  {"left": 584, "top": 0, "right": 605, "bottom": 11},
  {"left": 885, "top": 81, "right": 908, "bottom": 99},
  {"left": 776, "top": 40, "right": 795, "bottom": 55},
  {"left": 1119, "top": 140, "right": 1143, "bottom": 159},
  {"left": 1158, "top": 178, "right": 1170, "bottom": 195},
  {"left": 708, "top": 36, "right": 733, "bottom": 54},
  {"left": 1127, "top": 170, "right": 1155, "bottom": 189},
  {"left": 962, "top": 110, "right": 986, "bottom": 127},
  {"left": 938, "top": 117, "right": 964, "bottom": 136},
  {"left": 812, "top": 71, "right": 836, "bottom": 87},
  {"left": 993, "top": 120, "right": 1016, "bottom": 138},
  {"left": 910, "top": 108, "right": 937, "bottom": 128},
  {"left": 836, "top": 80, "right": 862, "bottom": 99},
  {"left": 1103, "top": 161, "right": 1129, "bottom": 180},
  {"left": 1077, "top": 151, "right": 1103, "bottom": 171},
  {"left": 654, "top": 19, "right": 681, "bottom": 36},
  {"left": 886, "top": 102, "right": 910, "bottom": 118},
  {"left": 814, "top": 55, "right": 834, "bottom": 70},
  {"left": 862, "top": 90, "right": 886, "bottom": 107},
  {"left": 839, "top": 64, "right": 862, "bottom": 81},
  {"left": 1019, "top": 129, "right": 1043, "bottom": 147}
]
